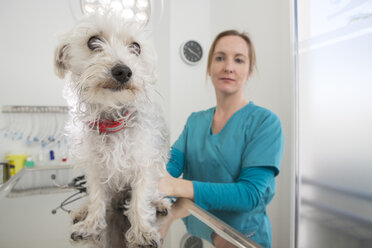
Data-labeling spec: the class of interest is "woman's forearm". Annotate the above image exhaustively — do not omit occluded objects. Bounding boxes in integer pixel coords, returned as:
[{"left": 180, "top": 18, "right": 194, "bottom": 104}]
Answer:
[{"left": 172, "top": 178, "right": 194, "bottom": 200}]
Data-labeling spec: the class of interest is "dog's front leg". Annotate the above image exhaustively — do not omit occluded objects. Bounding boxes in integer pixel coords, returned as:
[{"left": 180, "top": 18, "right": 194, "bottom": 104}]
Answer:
[
  {"left": 125, "top": 179, "right": 161, "bottom": 248},
  {"left": 70, "top": 174, "right": 107, "bottom": 243}
]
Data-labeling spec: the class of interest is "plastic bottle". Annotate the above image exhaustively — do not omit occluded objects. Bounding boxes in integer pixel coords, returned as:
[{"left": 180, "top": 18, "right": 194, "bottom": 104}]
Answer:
[
  {"left": 49, "top": 150, "right": 55, "bottom": 165},
  {"left": 24, "top": 156, "right": 35, "bottom": 168},
  {"left": 37, "top": 142, "right": 48, "bottom": 166}
]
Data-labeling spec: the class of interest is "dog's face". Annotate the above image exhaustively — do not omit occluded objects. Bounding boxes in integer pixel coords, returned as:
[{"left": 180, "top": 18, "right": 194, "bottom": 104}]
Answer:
[{"left": 54, "top": 14, "right": 157, "bottom": 106}]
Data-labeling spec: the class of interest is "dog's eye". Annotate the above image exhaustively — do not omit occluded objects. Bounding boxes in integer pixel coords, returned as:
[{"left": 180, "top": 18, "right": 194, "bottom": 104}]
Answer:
[
  {"left": 88, "top": 36, "right": 104, "bottom": 51},
  {"left": 129, "top": 42, "right": 141, "bottom": 56}
]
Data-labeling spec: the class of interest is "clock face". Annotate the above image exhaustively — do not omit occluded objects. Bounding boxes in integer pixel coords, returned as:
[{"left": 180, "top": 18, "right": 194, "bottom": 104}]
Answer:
[{"left": 181, "top": 40, "right": 203, "bottom": 65}]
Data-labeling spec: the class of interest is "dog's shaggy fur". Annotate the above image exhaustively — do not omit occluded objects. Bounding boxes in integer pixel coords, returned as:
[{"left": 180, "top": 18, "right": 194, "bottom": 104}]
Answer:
[{"left": 54, "top": 13, "right": 171, "bottom": 248}]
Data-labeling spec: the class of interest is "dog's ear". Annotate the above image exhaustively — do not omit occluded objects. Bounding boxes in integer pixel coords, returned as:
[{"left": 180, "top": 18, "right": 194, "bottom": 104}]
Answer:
[{"left": 54, "top": 42, "right": 70, "bottom": 79}]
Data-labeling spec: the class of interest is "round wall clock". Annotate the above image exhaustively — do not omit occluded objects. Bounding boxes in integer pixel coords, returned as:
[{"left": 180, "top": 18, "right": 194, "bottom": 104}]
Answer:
[{"left": 180, "top": 40, "right": 203, "bottom": 65}]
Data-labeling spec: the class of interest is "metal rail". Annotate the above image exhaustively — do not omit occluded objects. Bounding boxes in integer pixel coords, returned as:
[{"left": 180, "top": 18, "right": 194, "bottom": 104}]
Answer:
[
  {"left": 0, "top": 166, "right": 74, "bottom": 198},
  {"left": 1, "top": 105, "right": 69, "bottom": 113},
  {"left": 301, "top": 198, "right": 372, "bottom": 229},
  {"left": 302, "top": 177, "right": 372, "bottom": 202},
  {"left": 179, "top": 199, "right": 263, "bottom": 248}
]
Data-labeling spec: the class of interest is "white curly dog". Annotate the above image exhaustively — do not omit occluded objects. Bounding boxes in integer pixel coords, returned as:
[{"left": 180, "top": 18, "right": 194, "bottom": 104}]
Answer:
[{"left": 54, "top": 13, "right": 171, "bottom": 248}]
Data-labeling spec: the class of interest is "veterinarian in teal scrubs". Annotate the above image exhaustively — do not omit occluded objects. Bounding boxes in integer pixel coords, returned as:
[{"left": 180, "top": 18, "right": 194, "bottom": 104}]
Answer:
[{"left": 158, "top": 30, "right": 284, "bottom": 248}]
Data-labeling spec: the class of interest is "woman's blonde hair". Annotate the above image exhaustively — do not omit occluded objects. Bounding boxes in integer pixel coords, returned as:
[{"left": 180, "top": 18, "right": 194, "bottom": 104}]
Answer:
[{"left": 206, "top": 30, "right": 256, "bottom": 76}]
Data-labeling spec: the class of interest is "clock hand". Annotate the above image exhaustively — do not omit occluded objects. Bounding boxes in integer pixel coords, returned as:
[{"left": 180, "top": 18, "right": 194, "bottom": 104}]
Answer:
[{"left": 187, "top": 47, "right": 200, "bottom": 59}]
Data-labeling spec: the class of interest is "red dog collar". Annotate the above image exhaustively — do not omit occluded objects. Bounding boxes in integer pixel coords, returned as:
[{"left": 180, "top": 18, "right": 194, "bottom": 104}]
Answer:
[{"left": 89, "top": 112, "right": 132, "bottom": 134}]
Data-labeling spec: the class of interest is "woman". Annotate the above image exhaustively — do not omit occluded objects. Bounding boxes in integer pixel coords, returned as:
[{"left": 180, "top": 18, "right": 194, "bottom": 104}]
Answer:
[{"left": 158, "top": 30, "right": 284, "bottom": 248}]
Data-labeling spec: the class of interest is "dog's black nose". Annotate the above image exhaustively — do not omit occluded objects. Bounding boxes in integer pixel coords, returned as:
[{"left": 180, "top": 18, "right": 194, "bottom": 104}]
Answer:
[{"left": 111, "top": 64, "right": 132, "bottom": 84}]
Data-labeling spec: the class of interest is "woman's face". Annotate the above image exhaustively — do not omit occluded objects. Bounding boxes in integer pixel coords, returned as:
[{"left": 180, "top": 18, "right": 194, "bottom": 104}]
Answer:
[{"left": 209, "top": 35, "right": 250, "bottom": 97}]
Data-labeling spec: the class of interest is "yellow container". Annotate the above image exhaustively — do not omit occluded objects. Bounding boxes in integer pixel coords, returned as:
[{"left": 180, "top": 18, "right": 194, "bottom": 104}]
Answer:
[{"left": 5, "top": 155, "right": 27, "bottom": 176}]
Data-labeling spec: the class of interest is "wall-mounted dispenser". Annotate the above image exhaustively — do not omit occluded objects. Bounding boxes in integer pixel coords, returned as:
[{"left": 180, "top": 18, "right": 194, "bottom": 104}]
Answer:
[{"left": 5, "top": 154, "right": 27, "bottom": 176}]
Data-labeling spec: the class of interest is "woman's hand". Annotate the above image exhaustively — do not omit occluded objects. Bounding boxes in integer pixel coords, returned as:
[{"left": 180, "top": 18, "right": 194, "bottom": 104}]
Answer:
[
  {"left": 158, "top": 171, "right": 177, "bottom": 197},
  {"left": 158, "top": 171, "right": 195, "bottom": 200}
]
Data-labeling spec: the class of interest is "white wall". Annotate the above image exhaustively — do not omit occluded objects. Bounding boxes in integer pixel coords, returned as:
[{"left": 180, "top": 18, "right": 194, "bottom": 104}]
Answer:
[
  {"left": 0, "top": 0, "right": 77, "bottom": 106},
  {"left": 168, "top": 0, "right": 216, "bottom": 142}
]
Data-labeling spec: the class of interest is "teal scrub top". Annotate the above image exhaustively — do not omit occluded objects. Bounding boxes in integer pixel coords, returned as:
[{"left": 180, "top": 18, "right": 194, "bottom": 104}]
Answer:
[{"left": 167, "top": 102, "right": 284, "bottom": 248}]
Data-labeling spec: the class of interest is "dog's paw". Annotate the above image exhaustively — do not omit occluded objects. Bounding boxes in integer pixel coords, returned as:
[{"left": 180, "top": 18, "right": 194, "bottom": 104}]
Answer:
[
  {"left": 70, "top": 231, "right": 86, "bottom": 242},
  {"left": 156, "top": 208, "right": 168, "bottom": 217},
  {"left": 141, "top": 232, "right": 162, "bottom": 247},
  {"left": 128, "top": 238, "right": 161, "bottom": 248},
  {"left": 70, "top": 223, "right": 91, "bottom": 243},
  {"left": 137, "top": 237, "right": 163, "bottom": 248},
  {"left": 70, "top": 230, "right": 103, "bottom": 248},
  {"left": 69, "top": 219, "right": 105, "bottom": 244},
  {"left": 154, "top": 198, "right": 172, "bottom": 217},
  {"left": 70, "top": 205, "right": 88, "bottom": 224},
  {"left": 126, "top": 228, "right": 162, "bottom": 248}
]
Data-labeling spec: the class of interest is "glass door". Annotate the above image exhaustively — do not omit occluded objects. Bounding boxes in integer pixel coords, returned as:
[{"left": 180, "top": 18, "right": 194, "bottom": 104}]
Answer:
[{"left": 296, "top": 0, "right": 372, "bottom": 247}]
